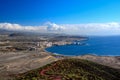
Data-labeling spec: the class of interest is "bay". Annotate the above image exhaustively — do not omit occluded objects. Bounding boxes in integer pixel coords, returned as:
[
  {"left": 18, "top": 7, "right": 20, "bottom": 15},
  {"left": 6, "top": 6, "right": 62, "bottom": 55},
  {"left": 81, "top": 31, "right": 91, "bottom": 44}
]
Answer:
[{"left": 46, "top": 36, "right": 120, "bottom": 56}]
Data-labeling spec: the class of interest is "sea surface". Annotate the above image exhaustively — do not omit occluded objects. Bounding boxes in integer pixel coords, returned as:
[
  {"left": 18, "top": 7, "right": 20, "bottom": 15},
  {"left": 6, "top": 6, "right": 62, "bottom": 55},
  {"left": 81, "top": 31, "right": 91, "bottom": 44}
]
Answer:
[{"left": 46, "top": 36, "right": 120, "bottom": 56}]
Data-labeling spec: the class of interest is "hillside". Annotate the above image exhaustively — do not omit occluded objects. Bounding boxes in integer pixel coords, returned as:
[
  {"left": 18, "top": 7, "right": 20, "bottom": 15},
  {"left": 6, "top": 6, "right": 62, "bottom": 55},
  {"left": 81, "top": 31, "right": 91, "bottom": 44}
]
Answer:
[{"left": 15, "top": 58, "right": 120, "bottom": 80}]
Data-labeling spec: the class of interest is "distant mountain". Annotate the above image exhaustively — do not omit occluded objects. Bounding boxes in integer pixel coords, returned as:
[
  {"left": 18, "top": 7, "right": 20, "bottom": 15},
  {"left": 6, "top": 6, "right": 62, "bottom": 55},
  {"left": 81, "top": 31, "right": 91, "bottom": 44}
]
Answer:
[
  {"left": 0, "top": 29, "right": 30, "bottom": 36},
  {"left": 15, "top": 59, "right": 120, "bottom": 80},
  {"left": 0, "top": 29, "right": 14, "bottom": 35},
  {"left": 0, "top": 29, "right": 68, "bottom": 37}
]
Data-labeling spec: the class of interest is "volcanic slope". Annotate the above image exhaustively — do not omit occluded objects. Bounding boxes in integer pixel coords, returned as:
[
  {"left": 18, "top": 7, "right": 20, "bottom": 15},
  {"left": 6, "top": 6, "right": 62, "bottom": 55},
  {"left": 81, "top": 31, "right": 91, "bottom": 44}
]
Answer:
[{"left": 15, "top": 58, "right": 120, "bottom": 80}]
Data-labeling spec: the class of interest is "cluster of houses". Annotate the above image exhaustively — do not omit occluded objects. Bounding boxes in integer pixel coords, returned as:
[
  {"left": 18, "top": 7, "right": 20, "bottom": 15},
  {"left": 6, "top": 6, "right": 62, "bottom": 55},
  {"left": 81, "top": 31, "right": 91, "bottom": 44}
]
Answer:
[
  {"left": 0, "top": 40, "right": 73, "bottom": 52},
  {"left": 36, "top": 41, "right": 72, "bottom": 48}
]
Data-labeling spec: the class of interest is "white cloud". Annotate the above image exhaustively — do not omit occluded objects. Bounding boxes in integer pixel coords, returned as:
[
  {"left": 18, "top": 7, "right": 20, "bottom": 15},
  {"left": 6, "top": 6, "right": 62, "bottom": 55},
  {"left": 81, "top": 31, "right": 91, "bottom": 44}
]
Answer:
[
  {"left": 1, "top": 22, "right": 120, "bottom": 36},
  {"left": 0, "top": 23, "right": 22, "bottom": 30},
  {"left": 0, "top": 23, "right": 47, "bottom": 32},
  {"left": 45, "top": 22, "right": 65, "bottom": 31},
  {"left": 0, "top": 22, "right": 65, "bottom": 33},
  {"left": 61, "top": 22, "right": 120, "bottom": 36}
]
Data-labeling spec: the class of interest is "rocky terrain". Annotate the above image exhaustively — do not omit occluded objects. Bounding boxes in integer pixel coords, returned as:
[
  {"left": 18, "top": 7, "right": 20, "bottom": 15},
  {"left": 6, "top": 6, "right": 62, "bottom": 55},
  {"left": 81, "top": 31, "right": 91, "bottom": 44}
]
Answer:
[
  {"left": 0, "top": 51, "right": 57, "bottom": 80},
  {"left": 72, "top": 55, "right": 120, "bottom": 69},
  {"left": 0, "top": 32, "right": 86, "bottom": 80},
  {"left": 15, "top": 59, "right": 120, "bottom": 80},
  {"left": 0, "top": 31, "right": 120, "bottom": 80}
]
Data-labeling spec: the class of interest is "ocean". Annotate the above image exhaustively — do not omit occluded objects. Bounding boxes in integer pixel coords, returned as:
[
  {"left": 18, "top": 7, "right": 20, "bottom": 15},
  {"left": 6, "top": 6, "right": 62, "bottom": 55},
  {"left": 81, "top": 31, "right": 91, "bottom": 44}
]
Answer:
[{"left": 46, "top": 36, "right": 120, "bottom": 56}]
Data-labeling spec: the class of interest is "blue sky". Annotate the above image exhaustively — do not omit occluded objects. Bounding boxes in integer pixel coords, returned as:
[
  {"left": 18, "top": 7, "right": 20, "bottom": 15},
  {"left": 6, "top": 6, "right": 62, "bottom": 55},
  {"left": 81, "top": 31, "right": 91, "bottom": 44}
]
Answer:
[
  {"left": 0, "top": 0, "right": 120, "bottom": 25},
  {"left": 0, "top": 0, "right": 120, "bottom": 36}
]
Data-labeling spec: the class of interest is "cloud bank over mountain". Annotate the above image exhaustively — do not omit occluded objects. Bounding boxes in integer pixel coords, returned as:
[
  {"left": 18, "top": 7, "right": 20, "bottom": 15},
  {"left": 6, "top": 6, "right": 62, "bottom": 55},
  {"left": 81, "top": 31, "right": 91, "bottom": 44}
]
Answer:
[
  {"left": 45, "top": 22, "right": 65, "bottom": 31},
  {"left": 0, "top": 23, "right": 46, "bottom": 32},
  {"left": 0, "top": 22, "right": 120, "bottom": 36}
]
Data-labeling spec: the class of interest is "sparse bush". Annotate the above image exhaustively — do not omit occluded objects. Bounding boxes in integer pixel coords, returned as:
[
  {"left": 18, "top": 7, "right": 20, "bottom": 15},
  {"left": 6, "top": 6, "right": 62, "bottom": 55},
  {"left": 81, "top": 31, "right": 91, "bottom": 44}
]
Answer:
[{"left": 15, "top": 59, "right": 120, "bottom": 80}]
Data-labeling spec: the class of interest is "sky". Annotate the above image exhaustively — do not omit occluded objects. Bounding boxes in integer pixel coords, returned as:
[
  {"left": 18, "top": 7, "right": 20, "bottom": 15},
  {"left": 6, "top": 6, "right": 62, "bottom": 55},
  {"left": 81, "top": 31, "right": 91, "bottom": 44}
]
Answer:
[{"left": 0, "top": 0, "right": 120, "bottom": 36}]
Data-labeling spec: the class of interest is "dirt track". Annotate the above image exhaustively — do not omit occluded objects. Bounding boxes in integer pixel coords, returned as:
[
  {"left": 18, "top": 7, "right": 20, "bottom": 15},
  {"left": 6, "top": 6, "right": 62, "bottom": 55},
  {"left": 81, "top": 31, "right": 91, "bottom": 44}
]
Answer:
[{"left": 40, "top": 62, "right": 62, "bottom": 80}]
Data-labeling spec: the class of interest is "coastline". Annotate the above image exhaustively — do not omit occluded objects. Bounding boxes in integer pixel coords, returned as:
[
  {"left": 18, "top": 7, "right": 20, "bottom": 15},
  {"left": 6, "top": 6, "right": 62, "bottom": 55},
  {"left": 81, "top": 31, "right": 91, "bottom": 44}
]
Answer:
[
  {"left": 45, "top": 43, "right": 120, "bottom": 57},
  {"left": 44, "top": 42, "right": 120, "bottom": 69},
  {"left": 0, "top": 36, "right": 120, "bottom": 80},
  {"left": 45, "top": 37, "right": 120, "bottom": 57}
]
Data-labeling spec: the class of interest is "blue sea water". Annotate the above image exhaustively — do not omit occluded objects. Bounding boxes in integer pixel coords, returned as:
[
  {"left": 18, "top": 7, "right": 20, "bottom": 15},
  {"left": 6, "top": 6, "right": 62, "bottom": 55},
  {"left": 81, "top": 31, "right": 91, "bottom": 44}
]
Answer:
[{"left": 46, "top": 36, "right": 120, "bottom": 56}]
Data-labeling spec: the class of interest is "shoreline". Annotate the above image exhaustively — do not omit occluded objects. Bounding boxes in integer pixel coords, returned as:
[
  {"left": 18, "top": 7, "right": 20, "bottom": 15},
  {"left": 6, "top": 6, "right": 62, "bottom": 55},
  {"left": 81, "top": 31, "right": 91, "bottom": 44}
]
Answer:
[
  {"left": 0, "top": 36, "right": 120, "bottom": 80},
  {"left": 44, "top": 43, "right": 120, "bottom": 69},
  {"left": 45, "top": 44, "right": 120, "bottom": 57},
  {"left": 45, "top": 37, "right": 120, "bottom": 57}
]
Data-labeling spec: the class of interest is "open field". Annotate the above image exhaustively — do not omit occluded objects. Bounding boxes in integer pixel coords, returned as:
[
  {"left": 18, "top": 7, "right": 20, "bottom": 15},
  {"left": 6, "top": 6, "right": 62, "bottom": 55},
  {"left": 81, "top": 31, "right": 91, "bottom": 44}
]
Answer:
[{"left": 0, "top": 50, "right": 57, "bottom": 80}]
